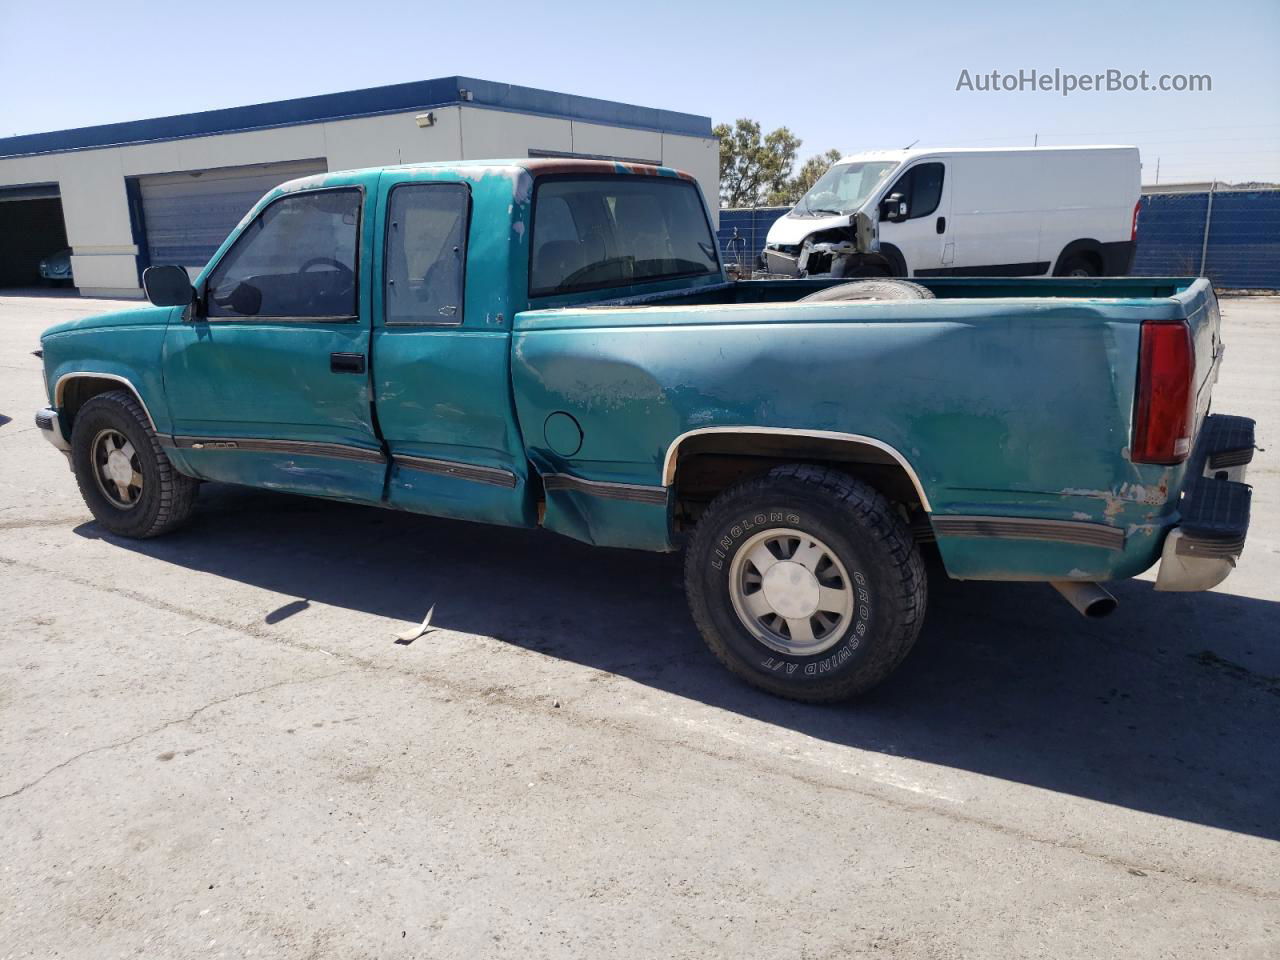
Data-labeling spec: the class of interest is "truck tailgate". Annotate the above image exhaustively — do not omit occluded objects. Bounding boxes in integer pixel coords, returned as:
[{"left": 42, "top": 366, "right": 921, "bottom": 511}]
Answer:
[{"left": 1185, "top": 280, "right": 1224, "bottom": 442}]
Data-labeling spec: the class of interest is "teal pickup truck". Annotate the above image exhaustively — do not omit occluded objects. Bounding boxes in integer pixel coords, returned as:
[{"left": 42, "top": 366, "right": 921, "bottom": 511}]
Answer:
[{"left": 36, "top": 159, "right": 1255, "bottom": 702}]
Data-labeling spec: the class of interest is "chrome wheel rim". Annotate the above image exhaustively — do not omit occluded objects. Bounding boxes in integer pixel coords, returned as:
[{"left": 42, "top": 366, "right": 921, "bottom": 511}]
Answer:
[
  {"left": 91, "top": 428, "right": 143, "bottom": 509},
  {"left": 728, "top": 527, "right": 855, "bottom": 657}
]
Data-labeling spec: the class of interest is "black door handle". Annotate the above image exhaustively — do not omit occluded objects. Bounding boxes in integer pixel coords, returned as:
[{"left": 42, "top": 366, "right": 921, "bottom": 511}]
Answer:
[
  {"left": 330, "top": 352, "right": 366, "bottom": 374},
  {"left": 936, "top": 217, "right": 947, "bottom": 235}
]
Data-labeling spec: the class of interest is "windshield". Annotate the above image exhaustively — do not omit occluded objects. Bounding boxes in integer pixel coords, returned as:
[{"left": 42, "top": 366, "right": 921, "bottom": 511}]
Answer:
[{"left": 794, "top": 161, "right": 899, "bottom": 217}]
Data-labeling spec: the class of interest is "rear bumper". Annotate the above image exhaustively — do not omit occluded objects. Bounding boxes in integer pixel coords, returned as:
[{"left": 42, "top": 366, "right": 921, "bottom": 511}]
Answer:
[{"left": 1155, "top": 413, "right": 1254, "bottom": 591}]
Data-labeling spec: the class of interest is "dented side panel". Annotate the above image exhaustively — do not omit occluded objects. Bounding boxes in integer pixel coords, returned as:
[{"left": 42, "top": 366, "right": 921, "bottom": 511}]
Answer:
[{"left": 512, "top": 289, "right": 1209, "bottom": 579}]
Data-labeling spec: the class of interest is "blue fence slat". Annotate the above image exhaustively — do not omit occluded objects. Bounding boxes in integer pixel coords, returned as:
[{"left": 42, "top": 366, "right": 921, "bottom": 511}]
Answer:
[
  {"left": 1203, "top": 191, "right": 1280, "bottom": 290},
  {"left": 1132, "top": 193, "right": 1211, "bottom": 277},
  {"left": 717, "top": 206, "right": 789, "bottom": 267}
]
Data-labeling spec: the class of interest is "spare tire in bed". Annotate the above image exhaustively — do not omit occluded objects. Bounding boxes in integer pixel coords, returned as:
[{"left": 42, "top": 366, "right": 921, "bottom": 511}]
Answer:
[{"left": 798, "top": 279, "right": 935, "bottom": 303}]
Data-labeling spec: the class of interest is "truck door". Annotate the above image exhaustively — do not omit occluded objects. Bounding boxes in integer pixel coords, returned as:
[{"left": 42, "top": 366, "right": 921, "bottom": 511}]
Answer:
[
  {"left": 877, "top": 161, "right": 950, "bottom": 275},
  {"left": 161, "top": 183, "right": 387, "bottom": 502},
  {"left": 369, "top": 175, "right": 537, "bottom": 529}
]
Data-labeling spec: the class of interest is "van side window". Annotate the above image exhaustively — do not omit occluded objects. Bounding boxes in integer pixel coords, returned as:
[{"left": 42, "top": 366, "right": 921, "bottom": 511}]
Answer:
[
  {"left": 886, "top": 163, "right": 945, "bottom": 220},
  {"left": 384, "top": 183, "right": 469, "bottom": 325},
  {"left": 206, "top": 189, "right": 361, "bottom": 319}
]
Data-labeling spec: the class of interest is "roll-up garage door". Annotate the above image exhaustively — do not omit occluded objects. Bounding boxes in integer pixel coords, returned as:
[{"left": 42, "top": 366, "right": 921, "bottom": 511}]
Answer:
[{"left": 136, "top": 158, "right": 327, "bottom": 271}]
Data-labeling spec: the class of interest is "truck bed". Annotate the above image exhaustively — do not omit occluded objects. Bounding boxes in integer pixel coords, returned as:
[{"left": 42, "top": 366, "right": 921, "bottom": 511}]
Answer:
[
  {"left": 511, "top": 277, "right": 1223, "bottom": 584},
  {"left": 561, "top": 276, "right": 1203, "bottom": 308}
]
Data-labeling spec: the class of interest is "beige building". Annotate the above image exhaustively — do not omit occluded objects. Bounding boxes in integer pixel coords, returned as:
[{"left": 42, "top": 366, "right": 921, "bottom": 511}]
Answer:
[{"left": 0, "top": 77, "right": 717, "bottom": 297}]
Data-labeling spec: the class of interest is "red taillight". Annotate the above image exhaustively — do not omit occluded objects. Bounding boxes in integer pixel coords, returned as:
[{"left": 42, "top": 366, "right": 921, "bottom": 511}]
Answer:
[
  {"left": 1131, "top": 200, "right": 1141, "bottom": 241},
  {"left": 1132, "top": 320, "right": 1195, "bottom": 464}
]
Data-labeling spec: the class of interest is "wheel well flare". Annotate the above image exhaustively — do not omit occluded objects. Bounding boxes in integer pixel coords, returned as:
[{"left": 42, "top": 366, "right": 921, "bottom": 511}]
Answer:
[
  {"left": 664, "top": 428, "right": 931, "bottom": 512},
  {"left": 55, "top": 374, "right": 158, "bottom": 432}
]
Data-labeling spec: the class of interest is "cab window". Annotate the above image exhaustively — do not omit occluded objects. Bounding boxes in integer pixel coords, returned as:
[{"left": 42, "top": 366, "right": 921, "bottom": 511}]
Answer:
[
  {"left": 885, "top": 163, "right": 945, "bottom": 220},
  {"left": 205, "top": 189, "right": 360, "bottom": 319},
  {"left": 530, "top": 176, "right": 719, "bottom": 297},
  {"left": 384, "top": 183, "right": 469, "bottom": 325}
]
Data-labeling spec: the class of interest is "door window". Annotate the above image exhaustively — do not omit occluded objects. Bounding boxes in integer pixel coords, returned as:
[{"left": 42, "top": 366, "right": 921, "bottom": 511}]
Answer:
[
  {"left": 205, "top": 188, "right": 361, "bottom": 319},
  {"left": 885, "top": 163, "right": 945, "bottom": 220},
  {"left": 384, "top": 183, "right": 470, "bottom": 325}
]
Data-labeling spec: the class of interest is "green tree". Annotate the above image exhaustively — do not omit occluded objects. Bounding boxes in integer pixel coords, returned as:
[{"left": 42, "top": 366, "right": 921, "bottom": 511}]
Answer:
[{"left": 714, "top": 118, "right": 801, "bottom": 208}]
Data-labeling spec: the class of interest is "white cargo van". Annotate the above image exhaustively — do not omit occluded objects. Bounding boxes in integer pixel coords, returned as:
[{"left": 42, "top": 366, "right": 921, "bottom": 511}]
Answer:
[{"left": 762, "top": 145, "right": 1141, "bottom": 279}]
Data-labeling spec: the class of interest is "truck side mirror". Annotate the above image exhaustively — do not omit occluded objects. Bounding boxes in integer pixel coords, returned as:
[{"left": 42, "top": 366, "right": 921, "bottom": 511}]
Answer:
[
  {"left": 879, "top": 193, "right": 908, "bottom": 223},
  {"left": 142, "top": 265, "right": 195, "bottom": 307},
  {"left": 225, "top": 281, "right": 263, "bottom": 317}
]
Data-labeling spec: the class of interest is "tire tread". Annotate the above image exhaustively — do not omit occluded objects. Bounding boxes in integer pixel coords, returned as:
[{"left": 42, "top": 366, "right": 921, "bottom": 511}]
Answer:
[
  {"left": 71, "top": 390, "right": 199, "bottom": 538},
  {"left": 684, "top": 464, "right": 927, "bottom": 703}
]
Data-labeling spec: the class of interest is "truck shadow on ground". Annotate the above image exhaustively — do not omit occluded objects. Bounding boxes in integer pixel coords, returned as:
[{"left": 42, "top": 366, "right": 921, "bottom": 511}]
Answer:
[{"left": 77, "top": 483, "right": 1280, "bottom": 842}]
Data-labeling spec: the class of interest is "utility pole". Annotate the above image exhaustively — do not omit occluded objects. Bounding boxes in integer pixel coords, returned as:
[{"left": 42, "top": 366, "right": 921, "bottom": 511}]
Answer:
[
  {"left": 1033, "top": 133, "right": 1038, "bottom": 147},
  {"left": 1155, "top": 157, "right": 1160, "bottom": 185}
]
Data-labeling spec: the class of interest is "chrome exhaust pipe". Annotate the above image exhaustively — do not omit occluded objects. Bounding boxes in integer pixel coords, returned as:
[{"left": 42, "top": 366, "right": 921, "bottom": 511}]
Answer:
[{"left": 1050, "top": 581, "right": 1118, "bottom": 618}]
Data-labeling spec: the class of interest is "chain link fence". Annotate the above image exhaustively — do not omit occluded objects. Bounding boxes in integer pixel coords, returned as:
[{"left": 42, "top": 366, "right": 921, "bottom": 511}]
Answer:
[
  {"left": 719, "top": 187, "right": 1280, "bottom": 290},
  {"left": 1133, "top": 187, "right": 1280, "bottom": 289}
]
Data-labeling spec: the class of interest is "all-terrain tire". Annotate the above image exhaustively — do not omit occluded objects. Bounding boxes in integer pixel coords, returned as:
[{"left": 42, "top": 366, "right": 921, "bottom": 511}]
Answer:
[
  {"left": 798, "top": 279, "right": 935, "bottom": 303},
  {"left": 70, "top": 390, "right": 199, "bottom": 538},
  {"left": 684, "top": 465, "right": 927, "bottom": 703}
]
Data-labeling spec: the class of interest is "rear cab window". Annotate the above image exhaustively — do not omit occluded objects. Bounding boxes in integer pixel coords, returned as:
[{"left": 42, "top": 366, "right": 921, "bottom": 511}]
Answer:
[
  {"left": 529, "top": 176, "right": 719, "bottom": 298},
  {"left": 384, "top": 182, "right": 469, "bottom": 325}
]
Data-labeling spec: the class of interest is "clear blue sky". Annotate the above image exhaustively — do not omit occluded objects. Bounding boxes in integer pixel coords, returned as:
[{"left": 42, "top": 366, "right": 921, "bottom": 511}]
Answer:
[{"left": 2, "top": 0, "right": 1277, "bottom": 185}]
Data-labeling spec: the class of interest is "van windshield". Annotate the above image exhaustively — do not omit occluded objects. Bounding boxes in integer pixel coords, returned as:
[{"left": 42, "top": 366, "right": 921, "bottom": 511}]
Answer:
[{"left": 794, "top": 161, "right": 899, "bottom": 217}]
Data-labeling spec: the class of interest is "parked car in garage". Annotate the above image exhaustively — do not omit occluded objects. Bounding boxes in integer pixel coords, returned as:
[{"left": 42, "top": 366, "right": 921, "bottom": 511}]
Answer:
[
  {"left": 763, "top": 145, "right": 1141, "bottom": 279},
  {"left": 39, "top": 247, "right": 72, "bottom": 285},
  {"left": 34, "top": 159, "right": 1253, "bottom": 703}
]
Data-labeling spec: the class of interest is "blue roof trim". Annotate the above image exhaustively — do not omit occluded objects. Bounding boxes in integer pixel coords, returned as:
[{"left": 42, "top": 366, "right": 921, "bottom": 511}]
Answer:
[{"left": 0, "top": 76, "right": 712, "bottom": 160}]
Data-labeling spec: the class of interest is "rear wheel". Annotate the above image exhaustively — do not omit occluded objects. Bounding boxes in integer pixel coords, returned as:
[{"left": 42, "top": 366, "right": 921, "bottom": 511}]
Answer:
[
  {"left": 70, "top": 390, "right": 199, "bottom": 538},
  {"left": 684, "top": 465, "right": 927, "bottom": 702},
  {"left": 1055, "top": 253, "right": 1100, "bottom": 277}
]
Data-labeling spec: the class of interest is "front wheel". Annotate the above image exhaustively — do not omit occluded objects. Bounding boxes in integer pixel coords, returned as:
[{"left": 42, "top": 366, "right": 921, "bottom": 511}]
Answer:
[
  {"left": 684, "top": 465, "right": 927, "bottom": 703},
  {"left": 70, "top": 390, "right": 199, "bottom": 538}
]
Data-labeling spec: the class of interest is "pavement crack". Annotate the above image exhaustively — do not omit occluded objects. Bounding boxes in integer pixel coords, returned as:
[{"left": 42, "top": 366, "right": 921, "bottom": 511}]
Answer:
[{"left": 0, "top": 669, "right": 350, "bottom": 802}]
